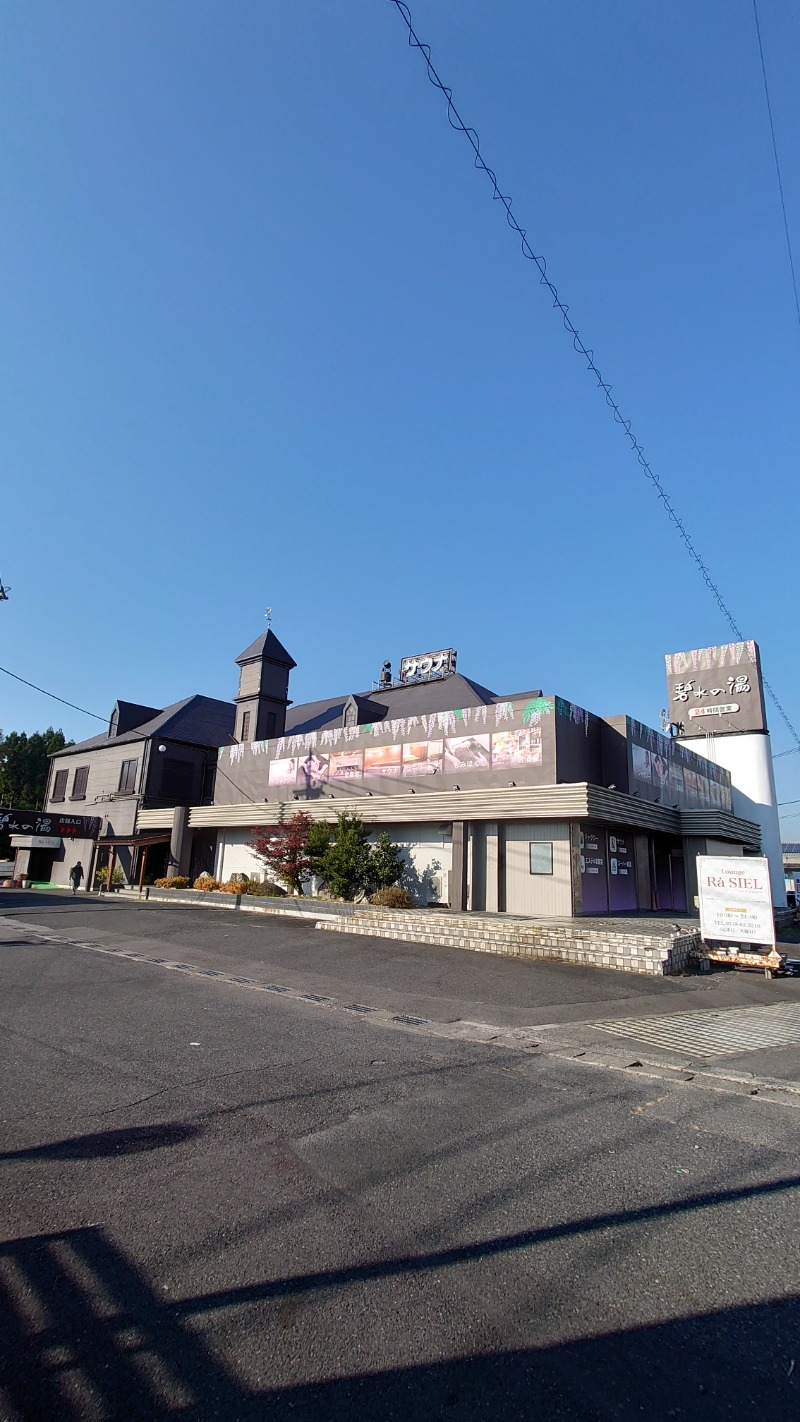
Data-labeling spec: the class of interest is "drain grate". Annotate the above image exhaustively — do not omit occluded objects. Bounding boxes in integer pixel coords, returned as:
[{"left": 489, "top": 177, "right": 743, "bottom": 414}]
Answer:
[{"left": 593, "top": 1002, "right": 800, "bottom": 1058}]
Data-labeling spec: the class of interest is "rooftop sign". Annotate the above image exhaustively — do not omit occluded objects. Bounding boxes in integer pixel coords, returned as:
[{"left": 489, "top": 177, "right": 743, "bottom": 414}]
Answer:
[
  {"left": 664, "top": 641, "right": 767, "bottom": 736},
  {"left": 399, "top": 649, "right": 457, "bottom": 683}
]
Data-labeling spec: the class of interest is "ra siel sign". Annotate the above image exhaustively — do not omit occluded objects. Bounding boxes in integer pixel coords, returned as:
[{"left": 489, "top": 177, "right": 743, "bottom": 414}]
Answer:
[{"left": 697, "top": 855, "right": 775, "bottom": 947}]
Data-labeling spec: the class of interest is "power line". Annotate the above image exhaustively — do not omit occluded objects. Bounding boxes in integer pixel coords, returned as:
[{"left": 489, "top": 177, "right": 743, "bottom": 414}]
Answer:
[
  {"left": 386, "top": 1, "right": 800, "bottom": 751},
  {"left": 0, "top": 664, "right": 107, "bottom": 723},
  {"left": 752, "top": 0, "right": 800, "bottom": 340},
  {"left": 0, "top": 659, "right": 262, "bottom": 805}
]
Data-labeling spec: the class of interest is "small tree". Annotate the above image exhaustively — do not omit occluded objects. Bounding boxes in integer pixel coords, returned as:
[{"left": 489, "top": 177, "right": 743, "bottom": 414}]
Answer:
[
  {"left": 320, "top": 811, "right": 373, "bottom": 900},
  {"left": 248, "top": 812, "right": 312, "bottom": 895},
  {"left": 307, "top": 820, "right": 333, "bottom": 880},
  {"left": 369, "top": 831, "right": 405, "bottom": 891}
]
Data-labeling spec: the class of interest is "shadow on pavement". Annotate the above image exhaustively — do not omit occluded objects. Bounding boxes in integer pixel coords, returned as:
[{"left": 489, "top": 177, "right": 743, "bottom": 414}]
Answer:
[
  {"left": 1, "top": 1189, "right": 798, "bottom": 1420},
  {"left": 0, "top": 890, "right": 113, "bottom": 913},
  {"left": 0, "top": 1122, "right": 203, "bottom": 1163}
]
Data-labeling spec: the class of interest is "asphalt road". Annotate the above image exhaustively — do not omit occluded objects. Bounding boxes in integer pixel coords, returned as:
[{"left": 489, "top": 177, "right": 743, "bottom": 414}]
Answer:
[{"left": 1, "top": 894, "right": 799, "bottom": 1419}]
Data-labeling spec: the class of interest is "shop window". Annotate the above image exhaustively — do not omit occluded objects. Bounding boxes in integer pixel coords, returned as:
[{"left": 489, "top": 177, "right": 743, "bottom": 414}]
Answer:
[
  {"left": 529, "top": 842, "right": 553, "bottom": 875},
  {"left": 118, "top": 758, "right": 138, "bottom": 794},
  {"left": 71, "top": 766, "right": 89, "bottom": 800},
  {"left": 51, "top": 769, "right": 68, "bottom": 802}
]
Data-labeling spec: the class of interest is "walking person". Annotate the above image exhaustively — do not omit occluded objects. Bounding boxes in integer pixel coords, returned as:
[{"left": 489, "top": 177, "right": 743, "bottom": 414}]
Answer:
[{"left": 69, "top": 861, "right": 84, "bottom": 896}]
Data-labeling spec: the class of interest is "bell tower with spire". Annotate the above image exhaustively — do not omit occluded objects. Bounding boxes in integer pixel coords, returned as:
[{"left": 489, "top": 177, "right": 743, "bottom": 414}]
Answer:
[{"left": 233, "top": 630, "right": 296, "bottom": 743}]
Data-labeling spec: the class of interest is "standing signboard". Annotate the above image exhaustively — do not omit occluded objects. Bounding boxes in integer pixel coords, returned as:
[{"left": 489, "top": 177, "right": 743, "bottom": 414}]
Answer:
[
  {"left": 696, "top": 855, "right": 783, "bottom": 982},
  {"left": 697, "top": 855, "right": 774, "bottom": 945}
]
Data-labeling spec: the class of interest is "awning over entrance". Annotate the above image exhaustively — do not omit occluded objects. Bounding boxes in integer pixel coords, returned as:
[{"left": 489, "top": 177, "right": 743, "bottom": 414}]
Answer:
[
  {"left": 96, "top": 833, "right": 171, "bottom": 848},
  {"left": 94, "top": 832, "right": 173, "bottom": 892}
]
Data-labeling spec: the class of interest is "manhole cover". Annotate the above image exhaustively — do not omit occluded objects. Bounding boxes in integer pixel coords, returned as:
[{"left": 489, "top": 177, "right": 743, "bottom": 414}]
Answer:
[{"left": 593, "top": 1002, "right": 800, "bottom": 1057}]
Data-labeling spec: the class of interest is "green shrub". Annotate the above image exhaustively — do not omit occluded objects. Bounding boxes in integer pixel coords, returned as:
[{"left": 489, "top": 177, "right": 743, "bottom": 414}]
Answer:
[
  {"left": 320, "top": 812, "right": 373, "bottom": 900},
  {"left": 94, "top": 864, "right": 125, "bottom": 888},
  {"left": 154, "top": 876, "right": 191, "bottom": 889},
  {"left": 369, "top": 885, "right": 414, "bottom": 909},
  {"left": 241, "top": 880, "right": 287, "bottom": 897},
  {"left": 369, "top": 832, "right": 405, "bottom": 891}
]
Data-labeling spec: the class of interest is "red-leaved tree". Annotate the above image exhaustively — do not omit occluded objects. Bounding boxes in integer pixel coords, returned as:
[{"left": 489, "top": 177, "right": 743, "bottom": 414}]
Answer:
[{"left": 247, "top": 812, "right": 312, "bottom": 895}]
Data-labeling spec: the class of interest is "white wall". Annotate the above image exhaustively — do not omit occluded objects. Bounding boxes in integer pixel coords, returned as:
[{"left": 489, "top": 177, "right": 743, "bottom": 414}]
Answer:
[
  {"left": 685, "top": 732, "right": 785, "bottom": 905},
  {"left": 214, "top": 822, "right": 452, "bottom": 901},
  {"left": 504, "top": 821, "right": 572, "bottom": 917},
  {"left": 379, "top": 823, "right": 452, "bottom": 904},
  {"left": 215, "top": 831, "right": 267, "bottom": 883}
]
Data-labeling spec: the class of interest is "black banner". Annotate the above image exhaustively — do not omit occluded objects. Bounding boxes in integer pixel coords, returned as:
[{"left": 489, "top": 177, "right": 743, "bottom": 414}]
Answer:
[{"left": 0, "top": 808, "right": 102, "bottom": 839}]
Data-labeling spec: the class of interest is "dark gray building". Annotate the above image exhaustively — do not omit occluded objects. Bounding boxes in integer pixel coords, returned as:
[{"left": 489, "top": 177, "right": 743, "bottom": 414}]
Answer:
[
  {"left": 137, "top": 638, "right": 762, "bottom": 917},
  {"left": 34, "top": 693, "right": 235, "bottom": 888}
]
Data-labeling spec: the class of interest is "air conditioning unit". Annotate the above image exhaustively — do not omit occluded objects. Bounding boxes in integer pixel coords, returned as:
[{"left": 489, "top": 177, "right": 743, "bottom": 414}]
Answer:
[{"left": 427, "top": 870, "right": 449, "bottom": 906}]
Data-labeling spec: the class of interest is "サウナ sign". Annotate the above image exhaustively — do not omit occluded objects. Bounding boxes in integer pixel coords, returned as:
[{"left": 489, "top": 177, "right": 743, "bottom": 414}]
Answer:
[
  {"left": 399, "top": 648, "right": 457, "bottom": 683},
  {"left": 697, "top": 856, "right": 775, "bottom": 946}
]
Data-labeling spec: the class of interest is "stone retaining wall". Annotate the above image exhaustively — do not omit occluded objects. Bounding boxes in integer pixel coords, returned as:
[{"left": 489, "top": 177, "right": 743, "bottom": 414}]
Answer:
[
  {"left": 317, "top": 909, "right": 700, "bottom": 976},
  {"left": 130, "top": 888, "right": 700, "bottom": 975}
]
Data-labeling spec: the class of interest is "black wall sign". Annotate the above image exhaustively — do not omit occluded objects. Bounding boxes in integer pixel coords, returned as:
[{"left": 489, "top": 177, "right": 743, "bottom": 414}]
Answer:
[{"left": 0, "top": 808, "right": 102, "bottom": 839}]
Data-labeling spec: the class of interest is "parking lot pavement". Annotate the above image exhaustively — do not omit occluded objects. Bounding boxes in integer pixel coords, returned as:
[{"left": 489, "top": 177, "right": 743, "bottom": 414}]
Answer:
[
  {"left": 1, "top": 916, "right": 799, "bottom": 1420},
  {"left": 2, "top": 891, "right": 800, "bottom": 1094}
]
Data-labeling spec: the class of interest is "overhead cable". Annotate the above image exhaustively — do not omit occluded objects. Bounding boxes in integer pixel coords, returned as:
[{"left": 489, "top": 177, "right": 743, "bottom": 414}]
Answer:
[
  {"left": 752, "top": 0, "right": 800, "bottom": 340},
  {"left": 0, "top": 664, "right": 107, "bottom": 723},
  {"left": 386, "top": 0, "right": 800, "bottom": 750}
]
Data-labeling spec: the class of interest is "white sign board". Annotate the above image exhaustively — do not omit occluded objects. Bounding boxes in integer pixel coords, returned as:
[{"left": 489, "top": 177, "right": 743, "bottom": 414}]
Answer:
[
  {"left": 10, "top": 835, "right": 62, "bottom": 850},
  {"left": 697, "top": 856, "right": 775, "bottom": 946}
]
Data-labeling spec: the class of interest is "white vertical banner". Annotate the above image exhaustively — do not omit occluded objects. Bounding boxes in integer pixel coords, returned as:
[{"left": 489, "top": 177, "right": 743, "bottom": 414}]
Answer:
[{"left": 697, "top": 856, "right": 775, "bottom": 946}]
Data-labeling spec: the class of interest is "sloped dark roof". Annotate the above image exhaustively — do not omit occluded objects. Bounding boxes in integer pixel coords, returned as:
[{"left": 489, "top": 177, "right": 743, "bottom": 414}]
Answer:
[
  {"left": 135, "top": 695, "right": 236, "bottom": 747},
  {"left": 235, "top": 629, "right": 297, "bottom": 669},
  {"left": 501, "top": 688, "right": 544, "bottom": 703},
  {"left": 283, "top": 698, "right": 347, "bottom": 736},
  {"left": 285, "top": 673, "right": 498, "bottom": 736},
  {"left": 51, "top": 695, "right": 235, "bottom": 757},
  {"left": 112, "top": 700, "right": 161, "bottom": 735}
]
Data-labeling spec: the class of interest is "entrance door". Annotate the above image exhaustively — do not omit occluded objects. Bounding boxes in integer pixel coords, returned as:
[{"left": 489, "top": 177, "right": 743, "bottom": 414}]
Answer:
[
  {"left": 27, "top": 849, "right": 55, "bottom": 883},
  {"left": 649, "top": 840, "right": 687, "bottom": 911}
]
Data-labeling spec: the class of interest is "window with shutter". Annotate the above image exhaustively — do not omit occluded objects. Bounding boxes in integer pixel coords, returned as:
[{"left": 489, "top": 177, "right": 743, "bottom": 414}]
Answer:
[
  {"left": 118, "top": 759, "right": 138, "bottom": 794},
  {"left": 51, "top": 769, "right": 68, "bottom": 802},
  {"left": 71, "top": 766, "right": 89, "bottom": 800}
]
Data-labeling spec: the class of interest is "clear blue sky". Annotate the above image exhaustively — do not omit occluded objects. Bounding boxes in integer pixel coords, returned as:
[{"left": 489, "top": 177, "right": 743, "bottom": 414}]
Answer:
[{"left": 2, "top": 2, "right": 799, "bottom": 827}]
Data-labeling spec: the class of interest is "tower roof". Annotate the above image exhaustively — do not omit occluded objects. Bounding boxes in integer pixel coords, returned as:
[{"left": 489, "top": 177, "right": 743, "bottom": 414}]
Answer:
[{"left": 235, "top": 629, "right": 297, "bottom": 669}]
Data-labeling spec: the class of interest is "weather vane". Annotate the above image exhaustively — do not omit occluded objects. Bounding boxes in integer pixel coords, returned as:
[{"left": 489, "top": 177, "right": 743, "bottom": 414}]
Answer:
[{"left": 265, "top": 606, "right": 272, "bottom": 628}]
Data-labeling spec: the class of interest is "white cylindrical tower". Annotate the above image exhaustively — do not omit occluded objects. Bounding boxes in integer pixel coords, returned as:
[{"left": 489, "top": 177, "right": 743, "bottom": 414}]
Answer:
[
  {"left": 682, "top": 731, "right": 784, "bottom": 906},
  {"left": 665, "top": 640, "right": 786, "bottom": 908}
]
